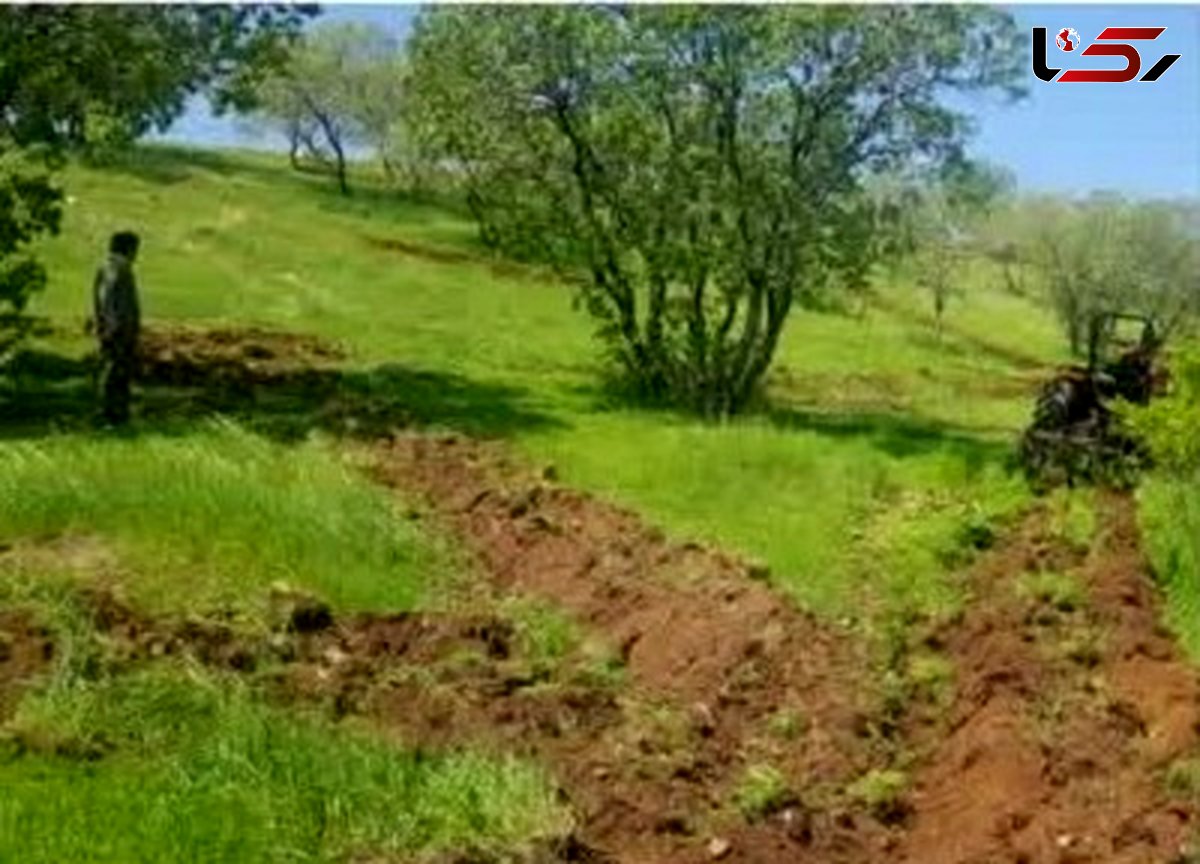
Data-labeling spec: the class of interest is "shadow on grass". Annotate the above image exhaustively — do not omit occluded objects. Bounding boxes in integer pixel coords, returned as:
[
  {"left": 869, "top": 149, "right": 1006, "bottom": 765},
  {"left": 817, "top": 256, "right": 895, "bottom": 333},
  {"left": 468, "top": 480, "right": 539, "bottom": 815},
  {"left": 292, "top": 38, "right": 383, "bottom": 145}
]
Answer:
[
  {"left": 88, "top": 145, "right": 302, "bottom": 189},
  {"left": 0, "top": 348, "right": 564, "bottom": 443},
  {"left": 764, "top": 405, "right": 1013, "bottom": 467},
  {"left": 572, "top": 373, "right": 1014, "bottom": 469}
]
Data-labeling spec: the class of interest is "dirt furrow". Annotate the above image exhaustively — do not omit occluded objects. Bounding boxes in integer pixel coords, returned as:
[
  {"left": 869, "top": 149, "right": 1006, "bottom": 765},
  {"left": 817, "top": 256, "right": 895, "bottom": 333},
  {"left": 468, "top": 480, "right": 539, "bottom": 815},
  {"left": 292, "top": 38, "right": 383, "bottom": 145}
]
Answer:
[
  {"left": 901, "top": 496, "right": 1200, "bottom": 864},
  {"left": 370, "top": 432, "right": 888, "bottom": 863}
]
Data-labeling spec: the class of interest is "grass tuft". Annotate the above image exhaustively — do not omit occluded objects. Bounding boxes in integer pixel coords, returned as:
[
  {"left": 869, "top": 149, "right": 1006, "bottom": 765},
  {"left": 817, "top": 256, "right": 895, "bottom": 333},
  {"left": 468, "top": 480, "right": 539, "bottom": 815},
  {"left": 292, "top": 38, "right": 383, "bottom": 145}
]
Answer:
[
  {"left": 0, "top": 421, "right": 452, "bottom": 619},
  {"left": 1016, "top": 570, "right": 1086, "bottom": 613},
  {"left": 1, "top": 664, "right": 571, "bottom": 863},
  {"left": 732, "top": 763, "right": 795, "bottom": 822}
]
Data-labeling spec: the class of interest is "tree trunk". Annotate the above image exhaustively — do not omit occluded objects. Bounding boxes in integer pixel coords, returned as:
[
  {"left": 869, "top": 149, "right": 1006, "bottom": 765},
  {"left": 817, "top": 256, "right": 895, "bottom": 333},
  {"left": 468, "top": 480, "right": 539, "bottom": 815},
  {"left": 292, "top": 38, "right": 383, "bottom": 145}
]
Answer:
[
  {"left": 288, "top": 126, "right": 302, "bottom": 170},
  {"left": 331, "top": 139, "right": 348, "bottom": 196}
]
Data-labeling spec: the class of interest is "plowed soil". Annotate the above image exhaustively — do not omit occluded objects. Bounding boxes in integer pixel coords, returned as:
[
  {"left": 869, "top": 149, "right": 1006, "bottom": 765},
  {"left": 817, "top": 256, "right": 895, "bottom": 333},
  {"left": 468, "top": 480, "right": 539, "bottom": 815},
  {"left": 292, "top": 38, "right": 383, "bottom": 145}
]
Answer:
[
  {"left": 371, "top": 433, "right": 891, "bottom": 863},
  {"left": 901, "top": 493, "right": 1200, "bottom": 864},
  {"left": 368, "top": 432, "right": 1200, "bottom": 864},
  {"left": 0, "top": 610, "right": 53, "bottom": 722},
  {"left": 139, "top": 324, "right": 344, "bottom": 389},
  {"left": 9, "top": 321, "right": 1200, "bottom": 863}
]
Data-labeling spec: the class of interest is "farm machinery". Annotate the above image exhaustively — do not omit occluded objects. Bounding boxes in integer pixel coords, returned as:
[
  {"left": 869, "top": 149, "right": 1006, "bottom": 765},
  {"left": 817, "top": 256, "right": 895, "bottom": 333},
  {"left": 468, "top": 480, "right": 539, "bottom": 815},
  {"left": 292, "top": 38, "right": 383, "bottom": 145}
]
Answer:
[{"left": 1018, "top": 312, "right": 1167, "bottom": 489}]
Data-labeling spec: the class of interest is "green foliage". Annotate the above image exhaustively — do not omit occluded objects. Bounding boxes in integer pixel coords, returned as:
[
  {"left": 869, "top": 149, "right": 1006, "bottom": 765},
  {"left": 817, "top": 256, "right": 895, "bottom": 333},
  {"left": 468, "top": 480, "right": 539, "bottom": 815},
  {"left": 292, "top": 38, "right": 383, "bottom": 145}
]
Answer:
[
  {"left": 254, "top": 22, "right": 406, "bottom": 194},
  {"left": 25, "top": 148, "right": 1042, "bottom": 626},
  {"left": 1016, "top": 570, "right": 1085, "bottom": 613},
  {"left": 876, "top": 161, "right": 1014, "bottom": 333},
  {"left": 500, "top": 596, "right": 584, "bottom": 676},
  {"left": 733, "top": 764, "right": 794, "bottom": 821},
  {"left": 1140, "top": 477, "right": 1200, "bottom": 661},
  {"left": 1126, "top": 352, "right": 1200, "bottom": 661},
  {"left": 0, "top": 666, "right": 569, "bottom": 863},
  {"left": 1166, "top": 757, "right": 1200, "bottom": 803},
  {"left": 407, "top": 6, "right": 1023, "bottom": 415},
  {"left": 1025, "top": 198, "right": 1199, "bottom": 355},
  {"left": 0, "top": 5, "right": 314, "bottom": 150},
  {"left": 0, "top": 421, "right": 451, "bottom": 618},
  {"left": 1044, "top": 487, "right": 1097, "bottom": 550},
  {"left": 0, "top": 142, "right": 63, "bottom": 359},
  {"left": 907, "top": 652, "right": 954, "bottom": 706},
  {"left": 1122, "top": 348, "right": 1200, "bottom": 475},
  {"left": 847, "top": 768, "right": 909, "bottom": 819}
]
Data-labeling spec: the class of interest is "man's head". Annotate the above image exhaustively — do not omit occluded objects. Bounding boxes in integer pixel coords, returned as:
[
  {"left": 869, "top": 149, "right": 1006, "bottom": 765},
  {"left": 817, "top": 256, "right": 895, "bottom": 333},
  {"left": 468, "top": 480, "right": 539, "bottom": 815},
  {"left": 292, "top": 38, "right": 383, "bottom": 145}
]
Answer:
[{"left": 109, "top": 231, "right": 140, "bottom": 261}]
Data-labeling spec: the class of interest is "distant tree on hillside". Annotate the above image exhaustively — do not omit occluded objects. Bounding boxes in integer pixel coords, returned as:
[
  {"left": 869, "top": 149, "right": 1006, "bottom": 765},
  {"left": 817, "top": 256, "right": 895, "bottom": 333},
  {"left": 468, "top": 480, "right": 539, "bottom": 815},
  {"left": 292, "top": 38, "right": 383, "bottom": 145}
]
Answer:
[
  {"left": 253, "top": 22, "right": 407, "bottom": 194},
  {"left": 406, "top": 6, "right": 1024, "bottom": 416},
  {"left": 873, "top": 161, "right": 1013, "bottom": 337},
  {"left": 1030, "top": 199, "right": 1200, "bottom": 356}
]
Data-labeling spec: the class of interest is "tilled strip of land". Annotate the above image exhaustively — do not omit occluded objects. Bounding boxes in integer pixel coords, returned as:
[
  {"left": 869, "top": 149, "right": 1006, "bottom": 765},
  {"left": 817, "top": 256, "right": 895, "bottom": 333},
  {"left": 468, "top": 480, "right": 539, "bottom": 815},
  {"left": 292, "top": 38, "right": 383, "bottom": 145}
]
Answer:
[
  {"left": 370, "top": 432, "right": 894, "bottom": 863},
  {"left": 370, "top": 431, "right": 1200, "bottom": 864},
  {"left": 900, "top": 494, "right": 1200, "bottom": 864}
]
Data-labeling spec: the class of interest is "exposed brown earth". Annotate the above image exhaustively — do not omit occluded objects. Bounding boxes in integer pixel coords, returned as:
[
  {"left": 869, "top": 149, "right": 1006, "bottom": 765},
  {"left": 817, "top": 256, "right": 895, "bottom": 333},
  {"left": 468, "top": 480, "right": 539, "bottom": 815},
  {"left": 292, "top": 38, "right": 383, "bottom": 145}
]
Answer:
[
  {"left": 139, "top": 324, "right": 344, "bottom": 389},
  {"left": 0, "top": 610, "right": 53, "bottom": 722},
  {"left": 6, "top": 324, "right": 1200, "bottom": 863},
  {"left": 370, "top": 433, "right": 891, "bottom": 863},
  {"left": 900, "top": 495, "right": 1200, "bottom": 864}
]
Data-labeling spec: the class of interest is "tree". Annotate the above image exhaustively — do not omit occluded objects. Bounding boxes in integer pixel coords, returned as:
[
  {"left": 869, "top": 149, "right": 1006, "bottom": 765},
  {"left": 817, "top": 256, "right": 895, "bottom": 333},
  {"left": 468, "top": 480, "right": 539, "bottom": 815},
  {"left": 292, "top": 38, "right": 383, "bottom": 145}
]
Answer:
[
  {"left": 1030, "top": 198, "right": 1200, "bottom": 356},
  {"left": 254, "top": 22, "right": 405, "bottom": 194},
  {"left": 407, "top": 6, "right": 1024, "bottom": 415},
  {"left": 0, "top": 5, "right": 314, "bottom": 152},
  {"left": 0, "top": 5, "right": 309, "bottom": 355},
  {"left": 886, "top": 161, "right": 1012, "bottom": 336},
  {"left": 0, "top": 142, "right": 62, "bottom": 360}
]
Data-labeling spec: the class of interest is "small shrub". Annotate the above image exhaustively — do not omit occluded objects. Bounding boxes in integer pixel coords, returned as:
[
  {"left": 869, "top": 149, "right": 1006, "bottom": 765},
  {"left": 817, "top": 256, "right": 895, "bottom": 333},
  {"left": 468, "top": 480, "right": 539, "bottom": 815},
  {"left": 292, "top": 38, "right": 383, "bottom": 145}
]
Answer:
[
  {"left": 1016, "top": 570, "right": 1086, "bottom": 613},
  {"left": 1166, "top": 757, "right": 1200, "bottom": 802},
  {"left": 848, "top": 768, "right": 909, "bottom": 822},
  {"left": 907, "top": 652, "right": 954, "bottom": 706},
  {"left": 733, "top": 764, "right": 795, "bottom": 822},
  {"left": 766, "top": 709, "right": 808, "bottom": 741}
]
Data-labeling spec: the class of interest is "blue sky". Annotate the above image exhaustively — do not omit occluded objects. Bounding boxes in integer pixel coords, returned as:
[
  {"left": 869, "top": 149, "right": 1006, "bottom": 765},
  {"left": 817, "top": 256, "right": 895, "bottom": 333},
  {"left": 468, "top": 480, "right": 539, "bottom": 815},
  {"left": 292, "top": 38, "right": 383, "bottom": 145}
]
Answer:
[{"left": 159, "top": 4, "right": 1200, "bottom": 200}]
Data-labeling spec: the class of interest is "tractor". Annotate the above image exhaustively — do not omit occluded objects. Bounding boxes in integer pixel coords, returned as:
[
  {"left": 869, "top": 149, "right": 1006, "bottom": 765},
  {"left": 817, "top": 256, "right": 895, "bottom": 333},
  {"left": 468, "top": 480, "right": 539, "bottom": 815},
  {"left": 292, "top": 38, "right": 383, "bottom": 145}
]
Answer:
[{"left": 1018, "top": 312, "right": 1167, "bottom": 489}]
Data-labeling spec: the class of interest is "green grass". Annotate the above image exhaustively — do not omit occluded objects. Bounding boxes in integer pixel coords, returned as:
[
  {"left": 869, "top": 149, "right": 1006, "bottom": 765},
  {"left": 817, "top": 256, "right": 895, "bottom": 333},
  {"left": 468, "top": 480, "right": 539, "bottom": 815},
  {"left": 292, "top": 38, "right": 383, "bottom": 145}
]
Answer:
[
  {"left": 1166, "top": 756, "right": 1200, "bottom": 803},
  {"left": 846, "top": 768, "right": 909, "bottom": 820},
  {"left": 0, "top": 574, "right": 569, "bottom": 863},
  {"left": 732, "top": 763, "right": 795, "bottom": 822},
  {"left": 1, "top": 666, "right": 569, "bottom": 863},
  {"left": 1140, "top": 476, "right": 1200, "bottom": 661},
  {"left": 11, "top": 145, "right": 1062, "bottom": 622},
  {"left": 0, "top": 420, "right": 452, "bottom": 618},
  {"left": 1016, "top": 570, "right": 1087, "bottom": 613},
  {"left": 0, "top": 140, "right": 1149, "bottom": 863}
]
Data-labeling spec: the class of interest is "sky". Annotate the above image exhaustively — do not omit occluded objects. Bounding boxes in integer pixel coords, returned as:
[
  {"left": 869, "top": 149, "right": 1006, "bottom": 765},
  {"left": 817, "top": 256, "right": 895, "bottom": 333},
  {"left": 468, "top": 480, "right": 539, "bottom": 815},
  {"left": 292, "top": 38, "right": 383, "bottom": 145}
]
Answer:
[{"left": 156, "top": 4, "right": 1200, "bottom": 201}]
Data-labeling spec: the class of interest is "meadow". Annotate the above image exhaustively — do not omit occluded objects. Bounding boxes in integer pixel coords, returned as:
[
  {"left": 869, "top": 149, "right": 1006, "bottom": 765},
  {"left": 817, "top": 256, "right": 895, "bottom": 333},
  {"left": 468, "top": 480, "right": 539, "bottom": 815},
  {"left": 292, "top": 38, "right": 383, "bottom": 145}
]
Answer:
[{"left": 2, "top": 146, "right": 1194, "bottom": 863}]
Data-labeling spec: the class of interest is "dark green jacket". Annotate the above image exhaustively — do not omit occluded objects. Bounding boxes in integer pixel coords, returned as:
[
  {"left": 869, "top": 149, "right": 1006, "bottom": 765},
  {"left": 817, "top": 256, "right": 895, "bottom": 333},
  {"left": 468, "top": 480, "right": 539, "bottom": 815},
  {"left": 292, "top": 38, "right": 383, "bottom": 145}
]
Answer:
[{"left": 93, "top": 253, "right": 141, "bottom": 348}]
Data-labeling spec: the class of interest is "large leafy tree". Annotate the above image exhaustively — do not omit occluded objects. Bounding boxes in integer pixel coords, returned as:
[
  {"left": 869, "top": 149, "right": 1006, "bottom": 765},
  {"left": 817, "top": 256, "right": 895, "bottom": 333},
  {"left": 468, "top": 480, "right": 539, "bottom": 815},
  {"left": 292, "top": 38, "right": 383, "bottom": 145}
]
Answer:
[
  {"left": 407, "top": 5, "right": 1024, "bottom": 415},
  {"left": 0, "top": 5, "right": 315, "bottom": 151},
  {"left": 0, "top": 4, "right": 314, "bottom": 357}
]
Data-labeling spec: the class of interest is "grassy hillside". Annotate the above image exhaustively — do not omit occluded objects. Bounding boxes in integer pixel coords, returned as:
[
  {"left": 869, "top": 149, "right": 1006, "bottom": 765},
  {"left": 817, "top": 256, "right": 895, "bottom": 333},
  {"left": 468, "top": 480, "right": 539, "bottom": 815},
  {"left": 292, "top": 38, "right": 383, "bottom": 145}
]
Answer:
[
  {"left": 5, "top": 144, "right": 1190, "bottom": 864},
  {"left": 21, "top": 146, "right": 1068, "bottom": 621}
]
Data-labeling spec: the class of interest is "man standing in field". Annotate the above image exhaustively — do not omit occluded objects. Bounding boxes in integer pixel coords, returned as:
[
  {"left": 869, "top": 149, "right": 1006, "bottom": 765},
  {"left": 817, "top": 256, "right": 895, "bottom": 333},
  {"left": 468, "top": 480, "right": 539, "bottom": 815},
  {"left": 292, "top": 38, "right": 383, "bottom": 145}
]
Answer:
[{"left": 92, "top": 231, "right": 142, "bottom": 425}]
